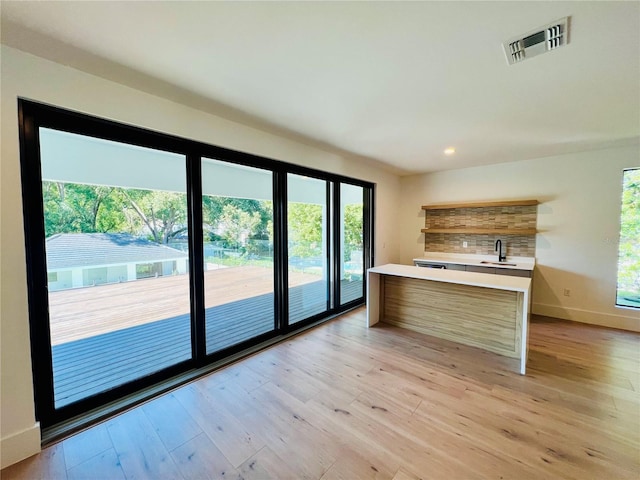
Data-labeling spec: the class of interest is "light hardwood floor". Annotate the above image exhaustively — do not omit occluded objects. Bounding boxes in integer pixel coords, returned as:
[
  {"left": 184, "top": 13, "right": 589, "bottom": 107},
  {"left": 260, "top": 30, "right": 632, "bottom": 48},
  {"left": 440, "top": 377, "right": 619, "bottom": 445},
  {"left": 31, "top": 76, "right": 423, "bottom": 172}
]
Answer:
[{"left": 3, "top": 308, "right": 639, "bottom": 479}]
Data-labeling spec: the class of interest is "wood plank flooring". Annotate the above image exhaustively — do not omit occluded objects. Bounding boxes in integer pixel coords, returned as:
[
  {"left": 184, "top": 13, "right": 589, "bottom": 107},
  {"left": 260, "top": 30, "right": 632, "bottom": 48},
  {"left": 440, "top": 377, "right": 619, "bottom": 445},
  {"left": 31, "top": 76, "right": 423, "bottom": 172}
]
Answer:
[{"left": 3, "top": 308, "right": 639, "bottom": 479}]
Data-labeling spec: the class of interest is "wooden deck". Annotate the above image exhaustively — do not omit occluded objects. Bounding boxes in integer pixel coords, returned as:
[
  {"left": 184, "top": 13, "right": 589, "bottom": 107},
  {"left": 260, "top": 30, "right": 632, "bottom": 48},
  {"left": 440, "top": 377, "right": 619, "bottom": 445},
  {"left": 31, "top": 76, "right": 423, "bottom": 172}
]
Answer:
[
  {"left": 48, "top": 266, "right": 318, "bottom": 345},
  {"left": 49, "top": 267, "right": 363, "bottom": 408}
]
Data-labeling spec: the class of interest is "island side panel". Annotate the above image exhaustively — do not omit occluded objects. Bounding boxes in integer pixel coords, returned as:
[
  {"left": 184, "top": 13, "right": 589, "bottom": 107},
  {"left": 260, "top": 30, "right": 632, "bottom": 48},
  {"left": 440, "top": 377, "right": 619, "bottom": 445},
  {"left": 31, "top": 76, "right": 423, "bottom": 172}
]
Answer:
[
  {"left": 382, "top": 276, "right": 521, "bottom": 359},
  {"left": 515, "top": 291, "right": 524, "bottom": 371},
  {"left": 519, "top": 290, "right": 530, "bottom": 375},
  {"left": 366, "top": 270, "right": 381, "bottom": 327}
]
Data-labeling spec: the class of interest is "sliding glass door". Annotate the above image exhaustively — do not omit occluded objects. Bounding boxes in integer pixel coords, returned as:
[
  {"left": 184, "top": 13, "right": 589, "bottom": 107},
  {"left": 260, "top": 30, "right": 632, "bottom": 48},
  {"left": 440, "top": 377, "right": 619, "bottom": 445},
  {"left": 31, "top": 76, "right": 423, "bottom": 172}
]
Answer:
[
  {"left": 19, "top": 100, "right": 373, "bottom": 429},
  {"left": 339, "top": 183, "right": 365, "bottom": 305},
  {"left": 202, "top": 159, "right": 275, "bottom": 353},
  {"left": 287, "top": 174, "right": 330, "bottom": 324},
  {"left": 39, "top": 128, "right": 191, "bottom": 408}
]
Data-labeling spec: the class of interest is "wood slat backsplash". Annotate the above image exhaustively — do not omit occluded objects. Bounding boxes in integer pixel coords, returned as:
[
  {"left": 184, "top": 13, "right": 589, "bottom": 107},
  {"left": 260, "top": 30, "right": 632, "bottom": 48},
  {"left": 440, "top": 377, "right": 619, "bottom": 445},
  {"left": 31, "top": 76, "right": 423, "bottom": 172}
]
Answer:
[{"left": 425, "top": 233, "right": 535, "bottom": 256}]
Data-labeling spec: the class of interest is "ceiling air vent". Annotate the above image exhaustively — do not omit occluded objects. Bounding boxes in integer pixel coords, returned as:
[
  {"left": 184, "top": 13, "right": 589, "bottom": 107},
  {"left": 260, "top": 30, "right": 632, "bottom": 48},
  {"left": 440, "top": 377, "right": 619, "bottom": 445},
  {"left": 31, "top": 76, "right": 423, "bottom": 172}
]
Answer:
[{"left": 503, "top": 17, "right": 570, "bottom": 65}]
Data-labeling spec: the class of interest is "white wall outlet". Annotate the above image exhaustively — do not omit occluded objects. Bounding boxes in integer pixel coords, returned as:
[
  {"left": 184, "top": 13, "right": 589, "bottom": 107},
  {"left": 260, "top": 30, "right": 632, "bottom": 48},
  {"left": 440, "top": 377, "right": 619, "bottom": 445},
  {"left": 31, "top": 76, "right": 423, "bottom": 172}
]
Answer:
[
  {"left": 463, "top": 241, "right": 468, "bottom": 248},
  {"left": 563, "top": 288, "right": 571, "bottom": 297}
]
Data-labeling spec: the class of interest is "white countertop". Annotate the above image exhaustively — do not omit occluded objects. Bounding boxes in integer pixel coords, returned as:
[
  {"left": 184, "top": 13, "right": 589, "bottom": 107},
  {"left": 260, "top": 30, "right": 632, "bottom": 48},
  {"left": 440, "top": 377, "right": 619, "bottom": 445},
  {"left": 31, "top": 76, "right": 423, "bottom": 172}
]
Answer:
[
  {"left": 369, "top": 263, "right": 531, "bottom": 292},
  {"left": 413, "top": 252, "right": 535, "bottom": 271}
]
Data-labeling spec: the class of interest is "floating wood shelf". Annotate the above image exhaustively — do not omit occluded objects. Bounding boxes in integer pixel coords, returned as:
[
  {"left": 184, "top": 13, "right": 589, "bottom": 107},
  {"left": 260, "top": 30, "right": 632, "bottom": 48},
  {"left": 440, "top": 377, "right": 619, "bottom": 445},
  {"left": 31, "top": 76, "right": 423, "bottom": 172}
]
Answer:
[
  {"left": 421, "top": 228, "right": 538, "bottom": 235},
  {"left": 422, "top": 199, "right": 539, "bottom": 210}
]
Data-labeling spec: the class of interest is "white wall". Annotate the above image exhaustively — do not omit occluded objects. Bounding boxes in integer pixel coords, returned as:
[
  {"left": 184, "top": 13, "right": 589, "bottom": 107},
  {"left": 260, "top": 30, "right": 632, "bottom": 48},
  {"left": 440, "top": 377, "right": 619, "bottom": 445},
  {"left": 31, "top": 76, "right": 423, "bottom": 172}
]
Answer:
[
  {"left": 0, "top": 45, "right": 401, "bottom": 468},
  {"left": 399, "top": 146, "right": 640, "bottom": 332}
]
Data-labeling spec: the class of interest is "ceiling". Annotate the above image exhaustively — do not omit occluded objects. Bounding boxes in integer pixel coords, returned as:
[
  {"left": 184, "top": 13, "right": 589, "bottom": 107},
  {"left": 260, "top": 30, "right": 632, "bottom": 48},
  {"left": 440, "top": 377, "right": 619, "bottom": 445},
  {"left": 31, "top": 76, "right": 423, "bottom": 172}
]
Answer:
[{"left": 2, "top": 1, "right": 639, "bottom": 175}]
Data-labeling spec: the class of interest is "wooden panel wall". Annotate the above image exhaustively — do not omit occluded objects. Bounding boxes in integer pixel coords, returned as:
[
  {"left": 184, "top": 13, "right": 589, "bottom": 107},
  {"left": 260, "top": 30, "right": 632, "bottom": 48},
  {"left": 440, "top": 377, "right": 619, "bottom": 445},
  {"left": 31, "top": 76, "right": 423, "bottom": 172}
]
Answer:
[{"left": 383, "top": 276, "right": 523, "bottom": 358}]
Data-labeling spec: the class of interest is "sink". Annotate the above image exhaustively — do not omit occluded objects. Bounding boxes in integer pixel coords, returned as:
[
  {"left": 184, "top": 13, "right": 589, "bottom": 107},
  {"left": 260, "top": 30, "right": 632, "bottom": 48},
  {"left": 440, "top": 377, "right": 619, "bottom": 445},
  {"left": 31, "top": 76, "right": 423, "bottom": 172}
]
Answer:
[{"left": 480, "top": 261, "right": 517, "bottom": 266}]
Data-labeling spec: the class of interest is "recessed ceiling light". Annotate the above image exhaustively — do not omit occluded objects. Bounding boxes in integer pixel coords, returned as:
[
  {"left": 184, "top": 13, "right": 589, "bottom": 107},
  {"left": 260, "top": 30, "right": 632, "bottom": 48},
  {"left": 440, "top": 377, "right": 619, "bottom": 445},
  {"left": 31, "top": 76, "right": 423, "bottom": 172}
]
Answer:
[{"left": 444, "top": 147, "right": 456, "bottom": 156}]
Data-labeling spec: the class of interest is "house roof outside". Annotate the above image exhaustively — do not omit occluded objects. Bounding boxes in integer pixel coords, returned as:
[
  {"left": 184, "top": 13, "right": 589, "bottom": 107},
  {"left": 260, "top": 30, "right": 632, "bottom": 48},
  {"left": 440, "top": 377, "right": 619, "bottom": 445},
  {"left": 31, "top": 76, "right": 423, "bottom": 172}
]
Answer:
[{"left": 46, "top": 233, "right": 188, "bottom": 270}]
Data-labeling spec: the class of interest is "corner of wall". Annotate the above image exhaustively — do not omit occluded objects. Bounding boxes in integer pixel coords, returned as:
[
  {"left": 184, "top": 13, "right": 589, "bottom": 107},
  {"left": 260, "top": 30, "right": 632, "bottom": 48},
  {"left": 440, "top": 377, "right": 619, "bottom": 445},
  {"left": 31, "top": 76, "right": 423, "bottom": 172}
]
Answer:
[{"left": 0, "top": 423, "right": 41, "bottom": 469}]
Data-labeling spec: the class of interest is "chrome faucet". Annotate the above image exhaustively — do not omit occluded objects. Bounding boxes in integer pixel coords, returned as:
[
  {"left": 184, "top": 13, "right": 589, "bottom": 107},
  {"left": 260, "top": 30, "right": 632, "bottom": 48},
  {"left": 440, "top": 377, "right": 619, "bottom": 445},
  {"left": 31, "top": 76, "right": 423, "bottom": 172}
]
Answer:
[{"left": 495, "top": 239, "right": 506, "bottom": 262}]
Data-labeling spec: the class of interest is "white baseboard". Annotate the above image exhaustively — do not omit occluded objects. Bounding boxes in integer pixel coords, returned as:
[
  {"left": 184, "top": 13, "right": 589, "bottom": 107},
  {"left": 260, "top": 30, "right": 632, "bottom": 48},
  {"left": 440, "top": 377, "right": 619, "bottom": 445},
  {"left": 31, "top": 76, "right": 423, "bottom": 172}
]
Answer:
[
  {"left": 1, "top": 423, "right": 41, "bottom": 469},
  {"left": 533, "top": 303, "right": 640, "bottom": 332}
]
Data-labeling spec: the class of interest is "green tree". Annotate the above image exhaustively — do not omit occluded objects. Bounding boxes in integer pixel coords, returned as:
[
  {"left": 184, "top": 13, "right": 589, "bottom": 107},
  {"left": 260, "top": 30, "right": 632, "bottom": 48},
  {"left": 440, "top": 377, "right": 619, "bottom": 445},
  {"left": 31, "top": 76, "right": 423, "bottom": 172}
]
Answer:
[
  {"left": 203, "top": 196, "right": 271, "bottom": 242},
  {"left": 343, "top": 203, "right": 363, "bottom": 261},
  {"left": 117, "top": 189, "right": 187, "bottom": 244},
  {"left": 218, "top": 204, "right": 261, "bottom": 249},
  {"left": 42, "top": 182, "right": 120, "bottom": 236},
  {"left": 42, "top": 182, "right": 188, "bottom": 244},
  {"left": 288, "top": 202, "right": 323, "bottom": 258}
]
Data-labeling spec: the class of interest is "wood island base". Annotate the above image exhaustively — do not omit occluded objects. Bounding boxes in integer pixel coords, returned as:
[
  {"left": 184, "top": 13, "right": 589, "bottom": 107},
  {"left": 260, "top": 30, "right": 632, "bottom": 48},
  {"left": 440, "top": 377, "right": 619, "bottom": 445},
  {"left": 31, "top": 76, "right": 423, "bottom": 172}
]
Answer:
[{"left": 367, "top": 264, "right": 531, "bottom": 374}]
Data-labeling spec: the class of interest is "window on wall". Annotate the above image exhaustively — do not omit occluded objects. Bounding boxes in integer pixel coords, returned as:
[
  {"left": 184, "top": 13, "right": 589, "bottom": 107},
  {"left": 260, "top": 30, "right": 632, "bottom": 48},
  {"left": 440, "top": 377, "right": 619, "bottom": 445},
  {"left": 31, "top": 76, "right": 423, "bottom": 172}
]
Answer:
[
  {"left": 616, "top": 168, "right": 640, "bottom": 309},
  {"left": 18, "top": 99, "right": 373, "bottom": 431}
]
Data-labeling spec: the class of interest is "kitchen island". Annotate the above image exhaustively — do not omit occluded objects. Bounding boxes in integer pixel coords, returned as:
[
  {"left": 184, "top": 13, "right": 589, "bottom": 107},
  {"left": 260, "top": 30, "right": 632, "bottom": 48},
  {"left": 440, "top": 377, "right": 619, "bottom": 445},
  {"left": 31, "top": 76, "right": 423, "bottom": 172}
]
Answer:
[{"left": 367, "top": 264, "right": 531, "bottom": 374}]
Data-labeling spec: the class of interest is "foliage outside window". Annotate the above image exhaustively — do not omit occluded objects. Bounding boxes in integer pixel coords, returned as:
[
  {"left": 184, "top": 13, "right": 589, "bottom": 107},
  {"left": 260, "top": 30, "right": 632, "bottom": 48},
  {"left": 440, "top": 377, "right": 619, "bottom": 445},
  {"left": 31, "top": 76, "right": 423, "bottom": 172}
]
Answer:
[
  {"left": 343, "top": 203, "right": 364, "bottom": 262},
  {"left": 43, "top": 181, "right": 364, "bottom": 281},
  {"left": 42, "top": 182, "right": 187, "bottom": 244},
  {"left": 288, "top": 203, "right": 323, "bottom": 260},
  {"left": 617, "top": 168, "right": 640, "bottom": 308}
]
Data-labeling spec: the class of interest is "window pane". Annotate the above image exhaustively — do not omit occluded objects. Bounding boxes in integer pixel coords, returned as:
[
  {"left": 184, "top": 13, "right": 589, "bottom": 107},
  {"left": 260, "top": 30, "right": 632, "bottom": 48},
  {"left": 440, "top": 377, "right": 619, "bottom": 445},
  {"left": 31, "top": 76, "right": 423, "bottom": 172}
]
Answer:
[
  {"left": 617, "top": 168, "right": 640, "bottom": 308},
  {"left": 40, "top": 128, "right": 191, "bottom": 408},
  {"left": 340, "top": 184, "right": 364, "bottom": 304},
  {"left": 202, "top": 159, "right": 275, "bottom": 353},
  {"left": 288, "top": 174, "right": 329, "bottom": 323}
]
